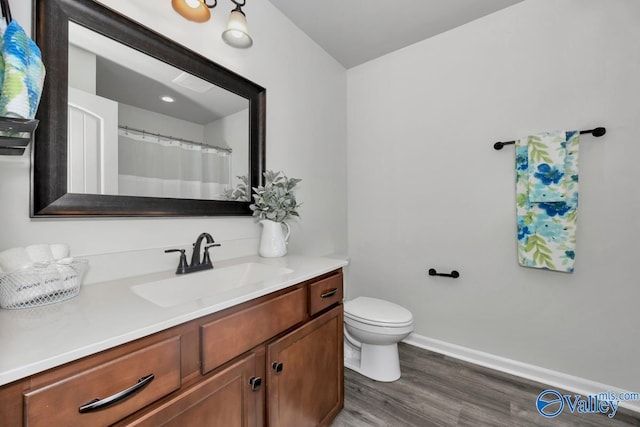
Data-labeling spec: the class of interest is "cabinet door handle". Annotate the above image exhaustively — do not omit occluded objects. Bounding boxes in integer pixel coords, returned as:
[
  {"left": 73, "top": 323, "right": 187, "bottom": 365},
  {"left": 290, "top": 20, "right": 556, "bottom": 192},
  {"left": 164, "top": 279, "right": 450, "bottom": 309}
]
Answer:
[
  {"left": 249, "top": 376, "right": 262, "bottom": 391},
  {"left": 272, "top": 362, "right": 284, "bottom": 374},
  {"left": 320, "top": 288, "right": 338, "bottom": 299},
  {"left": 78, "top": 373, "right": 155, "bottom": 413}
]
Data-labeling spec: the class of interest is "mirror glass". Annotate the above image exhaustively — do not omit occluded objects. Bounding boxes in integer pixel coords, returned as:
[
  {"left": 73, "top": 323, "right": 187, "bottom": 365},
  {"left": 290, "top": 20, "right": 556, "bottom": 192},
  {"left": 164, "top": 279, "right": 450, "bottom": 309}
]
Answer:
[
  {"left": 33, "top": 0, "right": 265, "bottom": 216},
  {"left": 67, "top": 22, "right": 249, "bottom": 201}
]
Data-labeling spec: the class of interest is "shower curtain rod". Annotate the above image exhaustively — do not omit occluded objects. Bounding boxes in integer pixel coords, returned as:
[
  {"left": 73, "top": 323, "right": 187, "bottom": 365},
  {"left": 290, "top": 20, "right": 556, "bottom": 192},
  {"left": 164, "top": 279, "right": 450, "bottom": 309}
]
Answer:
[
  {"left": 493, "top": 127, "right": 606, "bottom": 150},
  {"left": 118, "top": 125, "right": 232, "bottom": 153}
]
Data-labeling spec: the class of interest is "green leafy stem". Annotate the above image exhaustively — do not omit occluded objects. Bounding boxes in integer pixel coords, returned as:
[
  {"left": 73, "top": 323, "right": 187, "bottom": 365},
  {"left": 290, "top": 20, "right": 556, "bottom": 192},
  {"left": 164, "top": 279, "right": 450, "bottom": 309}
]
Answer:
[
  {"left": 528, "top": 136, "right": 554, "bottom": 164},
  {"left": 524, "top": 234, "right": 555, "bottom": 269}
]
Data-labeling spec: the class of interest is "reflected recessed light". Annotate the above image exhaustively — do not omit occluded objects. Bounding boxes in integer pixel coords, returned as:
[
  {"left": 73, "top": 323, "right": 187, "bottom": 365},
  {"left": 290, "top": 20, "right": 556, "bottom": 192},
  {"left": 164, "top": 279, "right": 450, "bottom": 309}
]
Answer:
[{"left": 160, "top": 95, "right": 175, "bottom": 103}]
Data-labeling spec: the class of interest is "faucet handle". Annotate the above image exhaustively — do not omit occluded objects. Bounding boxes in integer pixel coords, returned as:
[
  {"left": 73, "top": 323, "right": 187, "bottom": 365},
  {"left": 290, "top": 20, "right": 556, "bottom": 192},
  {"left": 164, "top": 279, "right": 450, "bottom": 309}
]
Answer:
[
  {"left": 203, "top": 243, "right": 221, "bottom": 266},
  {"left": 165, "top": 249, "right": 189, "bottom": 274}
]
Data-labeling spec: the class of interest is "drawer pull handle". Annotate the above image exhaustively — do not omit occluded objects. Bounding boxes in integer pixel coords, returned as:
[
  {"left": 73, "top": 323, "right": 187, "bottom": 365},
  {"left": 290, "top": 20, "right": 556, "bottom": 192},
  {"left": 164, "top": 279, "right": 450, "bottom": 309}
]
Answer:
[
  {"left": 272, "top": 362, "right": 284, "bottom": 374},
  {"left": 78, "top": 373, "right": 155, "bottom": 413},
  {"left": 320, "top": 288, "right": 338, "bottom": 299}
]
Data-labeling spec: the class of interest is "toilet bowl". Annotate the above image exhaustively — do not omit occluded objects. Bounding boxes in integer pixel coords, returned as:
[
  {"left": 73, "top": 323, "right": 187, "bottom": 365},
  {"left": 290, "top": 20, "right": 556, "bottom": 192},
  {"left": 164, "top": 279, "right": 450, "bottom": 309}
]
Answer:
[{"left": 343, "top": 296, "right": 413, "bottom": 382}]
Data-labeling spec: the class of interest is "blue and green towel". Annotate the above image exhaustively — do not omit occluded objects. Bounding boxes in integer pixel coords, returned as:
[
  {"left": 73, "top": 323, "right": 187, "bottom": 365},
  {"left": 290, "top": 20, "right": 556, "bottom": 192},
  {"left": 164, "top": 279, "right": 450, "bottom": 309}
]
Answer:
[
  {"left": 516, "top": 131, "right": 579, "bottom": 273},
  {"left": 0, "top": 21, "right": 45, "bottom": 119}
]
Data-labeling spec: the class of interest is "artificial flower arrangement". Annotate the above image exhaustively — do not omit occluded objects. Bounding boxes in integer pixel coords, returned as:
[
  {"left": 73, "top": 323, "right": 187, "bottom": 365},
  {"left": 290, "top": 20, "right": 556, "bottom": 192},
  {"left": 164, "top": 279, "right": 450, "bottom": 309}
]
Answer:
[{"left": 250, "top": 170, "right": 301, "bottom": 222}]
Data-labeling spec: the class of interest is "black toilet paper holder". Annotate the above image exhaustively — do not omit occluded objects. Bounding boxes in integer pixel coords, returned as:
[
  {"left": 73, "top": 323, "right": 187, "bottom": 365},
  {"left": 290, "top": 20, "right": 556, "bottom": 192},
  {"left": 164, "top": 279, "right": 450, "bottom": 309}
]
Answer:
[{"left": 428, "top": 268, "right": 460, "bottom": 279}]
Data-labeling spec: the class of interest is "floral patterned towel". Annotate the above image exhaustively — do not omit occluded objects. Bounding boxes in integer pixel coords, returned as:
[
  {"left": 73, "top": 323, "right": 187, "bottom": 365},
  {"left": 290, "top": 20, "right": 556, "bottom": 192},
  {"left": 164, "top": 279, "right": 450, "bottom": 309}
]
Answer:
[
  {"left": 527, "top": 132, "right": 567, "bottom": 202},
  {"left": 516, "top": 131, "right": 579, "bottom": 272},
  {"left": 0, "top": 21, "right": 46, "bottom": 119}
]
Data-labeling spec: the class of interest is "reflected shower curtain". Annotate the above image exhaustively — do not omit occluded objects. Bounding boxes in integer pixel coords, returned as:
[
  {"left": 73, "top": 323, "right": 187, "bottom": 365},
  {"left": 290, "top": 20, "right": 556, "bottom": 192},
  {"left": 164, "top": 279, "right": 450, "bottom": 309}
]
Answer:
[{"left": 117, "top": 130, "right": 231, "bottom": 199}]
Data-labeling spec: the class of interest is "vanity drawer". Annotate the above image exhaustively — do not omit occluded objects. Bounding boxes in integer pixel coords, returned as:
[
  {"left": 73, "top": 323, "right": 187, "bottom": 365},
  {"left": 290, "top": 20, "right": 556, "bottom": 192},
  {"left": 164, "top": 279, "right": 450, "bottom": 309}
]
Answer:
[
  {"left": 23, "top": 337, "right": 181, "bottom": 427},
  {"left": 201, "top": 286, "right": 306, "bottom": 374},
  {"left": 308, "top": 271, "right": 343, "bottom": 316}
]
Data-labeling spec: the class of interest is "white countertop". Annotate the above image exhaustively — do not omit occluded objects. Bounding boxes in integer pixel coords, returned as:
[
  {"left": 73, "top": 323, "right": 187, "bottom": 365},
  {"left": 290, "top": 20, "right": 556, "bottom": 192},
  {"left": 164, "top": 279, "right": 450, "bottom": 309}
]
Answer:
[{"left": 0, "top": 255, "right": 347, "bottom": 387}]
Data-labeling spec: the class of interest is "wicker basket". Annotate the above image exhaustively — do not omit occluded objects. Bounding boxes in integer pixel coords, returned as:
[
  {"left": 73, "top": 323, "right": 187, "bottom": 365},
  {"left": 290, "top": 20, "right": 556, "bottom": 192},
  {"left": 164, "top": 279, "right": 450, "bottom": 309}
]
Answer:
[{"left": 0, "top": 259, "right": 88, "bottom": 309}]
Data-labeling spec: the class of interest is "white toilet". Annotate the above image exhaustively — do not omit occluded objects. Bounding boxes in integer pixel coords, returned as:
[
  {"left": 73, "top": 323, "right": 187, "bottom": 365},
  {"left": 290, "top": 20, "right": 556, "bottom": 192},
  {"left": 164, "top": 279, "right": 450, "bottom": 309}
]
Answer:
[{"left": 343, "top": 296, "right": 414, "bottom": 382}]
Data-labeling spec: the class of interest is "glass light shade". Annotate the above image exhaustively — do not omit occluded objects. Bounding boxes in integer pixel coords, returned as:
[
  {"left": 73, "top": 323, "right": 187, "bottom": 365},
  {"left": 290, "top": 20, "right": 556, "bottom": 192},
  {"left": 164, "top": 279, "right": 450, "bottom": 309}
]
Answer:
[
  {"left": 171, "top": 0, "right": 211, "bottom": 22},
  {"left": 222, "top": 10, "right": 253, "bottom": 48}
]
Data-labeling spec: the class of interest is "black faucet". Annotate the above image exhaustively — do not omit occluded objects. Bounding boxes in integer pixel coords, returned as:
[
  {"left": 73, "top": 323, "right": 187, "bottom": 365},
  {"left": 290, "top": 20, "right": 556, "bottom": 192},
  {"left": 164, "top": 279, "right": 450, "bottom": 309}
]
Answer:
[
  {"left": 191, "top": 232, "right": 213, "bottom": 267},
  {"left": 165, "top": 233, "right": 221, "bottom": 275}
]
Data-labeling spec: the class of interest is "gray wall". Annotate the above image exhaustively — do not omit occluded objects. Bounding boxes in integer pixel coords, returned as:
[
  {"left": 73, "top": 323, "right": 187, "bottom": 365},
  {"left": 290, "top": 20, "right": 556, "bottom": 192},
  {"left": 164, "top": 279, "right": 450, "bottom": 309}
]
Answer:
[{"left": 347, "top": 0, "right": 640, "bottom": 392}]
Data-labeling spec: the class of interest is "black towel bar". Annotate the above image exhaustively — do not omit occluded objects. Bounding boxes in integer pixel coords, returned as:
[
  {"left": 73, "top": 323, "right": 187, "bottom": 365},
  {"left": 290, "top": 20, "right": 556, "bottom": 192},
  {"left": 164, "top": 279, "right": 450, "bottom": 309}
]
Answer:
[{"left": 493, "top": 127, "right": 606, "bottom": 150}]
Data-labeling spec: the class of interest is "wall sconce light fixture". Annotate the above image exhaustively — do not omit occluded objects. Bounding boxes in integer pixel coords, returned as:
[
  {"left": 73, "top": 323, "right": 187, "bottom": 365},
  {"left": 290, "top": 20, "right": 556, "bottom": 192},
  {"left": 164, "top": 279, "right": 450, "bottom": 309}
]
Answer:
[{"left": 171, "top": 0, "right": 253, "bottom": 49}]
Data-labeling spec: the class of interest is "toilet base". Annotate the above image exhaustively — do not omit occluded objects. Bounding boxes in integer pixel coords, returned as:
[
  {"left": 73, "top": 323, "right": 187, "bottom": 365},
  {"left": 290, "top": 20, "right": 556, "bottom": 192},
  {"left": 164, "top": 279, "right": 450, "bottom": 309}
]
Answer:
[
  {"left": 343, "top": 340, "right": 361, "bottom": 373},
  {"left": 344, "top": 341, "right": 401, "bottom": 382}
]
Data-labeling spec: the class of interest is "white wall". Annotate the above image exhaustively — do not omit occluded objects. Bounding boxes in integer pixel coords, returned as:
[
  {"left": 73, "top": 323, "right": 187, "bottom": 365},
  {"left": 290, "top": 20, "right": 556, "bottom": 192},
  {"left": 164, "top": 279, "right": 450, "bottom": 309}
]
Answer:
[
  {"left": 347, "top": 0, "right": 640, "bottom": 392},
  {"left": 205, "top": 109, "right": 249, "bottom": 184},
  {"left": 68, "top": 45, "right": 96, "bottom": 94},
  {"left": 119, "top": 103, "right": 205, "bottom": 143},
  {"left": 0, "top": 1, "right": 347, "bottom": 284}
]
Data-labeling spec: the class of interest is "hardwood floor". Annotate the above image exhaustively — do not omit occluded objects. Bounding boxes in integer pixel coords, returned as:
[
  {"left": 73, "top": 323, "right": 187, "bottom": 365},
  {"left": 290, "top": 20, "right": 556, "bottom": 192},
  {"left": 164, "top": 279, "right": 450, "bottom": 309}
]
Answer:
[{"left": 331, "top": 343, "right": 640, "bottom": 426}]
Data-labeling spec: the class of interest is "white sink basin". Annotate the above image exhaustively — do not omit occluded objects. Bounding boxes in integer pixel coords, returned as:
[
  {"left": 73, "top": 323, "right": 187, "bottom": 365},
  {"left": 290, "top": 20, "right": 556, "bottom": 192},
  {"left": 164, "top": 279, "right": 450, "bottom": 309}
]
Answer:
[{"left": 131, "top": 262, "right": 293, "bottom": 307}]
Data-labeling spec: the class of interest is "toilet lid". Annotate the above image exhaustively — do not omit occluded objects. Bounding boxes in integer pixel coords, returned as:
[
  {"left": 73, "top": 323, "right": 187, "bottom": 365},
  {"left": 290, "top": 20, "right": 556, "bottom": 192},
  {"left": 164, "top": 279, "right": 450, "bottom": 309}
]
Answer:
[{"left": 344, "top": 297, "right": 413, "bottom": 326}]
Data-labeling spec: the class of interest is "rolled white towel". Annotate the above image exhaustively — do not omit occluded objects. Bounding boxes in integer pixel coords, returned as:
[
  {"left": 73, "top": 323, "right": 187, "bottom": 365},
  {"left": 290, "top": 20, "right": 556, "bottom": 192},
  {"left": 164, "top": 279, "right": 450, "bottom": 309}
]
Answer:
[
  {"left": 0, "top": 269, "right": 44, "bottom": 307},
  {"left": 55, "top": 263, "right": 76, "bottom": 290},
  {"left": 0, "top": 247, "right": 33, "bottom": 271},
  {"left": 50, "top": 243, "right": 70, "bottom": 260},
  {"left": 26, "top": 244, "right": 55, "bottom": 263}
]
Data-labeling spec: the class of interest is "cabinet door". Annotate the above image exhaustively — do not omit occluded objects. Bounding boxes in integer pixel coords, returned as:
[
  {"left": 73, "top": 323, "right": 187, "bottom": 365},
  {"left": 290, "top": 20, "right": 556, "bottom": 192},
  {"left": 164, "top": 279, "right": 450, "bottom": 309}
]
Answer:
[
  {"left": 126, "top": 351, "right": 264, "bottom": 427},
  {"left": 267, "top": 306, "right": 343, "bottom": 427}
]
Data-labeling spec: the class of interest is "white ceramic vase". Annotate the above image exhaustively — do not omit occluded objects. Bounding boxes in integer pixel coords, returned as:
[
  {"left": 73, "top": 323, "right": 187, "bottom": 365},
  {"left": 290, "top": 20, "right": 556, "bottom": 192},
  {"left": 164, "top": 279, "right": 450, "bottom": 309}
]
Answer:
[{"left": 258, "top": 220, "right": 290, "bottom": 258}]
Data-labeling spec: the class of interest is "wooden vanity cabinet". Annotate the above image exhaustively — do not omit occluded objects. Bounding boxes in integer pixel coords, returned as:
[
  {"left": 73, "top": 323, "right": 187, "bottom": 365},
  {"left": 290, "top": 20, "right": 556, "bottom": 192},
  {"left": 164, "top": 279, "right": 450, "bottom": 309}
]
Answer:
[
  {"left": 24, "top": 337, "right": 182, "bottom": 427},
  {"left": 267, "top": 306, "right": 343, "bottom": 427},
  {"left": 200, "top": 286, "right": 308, "bottom": 375},
  {"left": 0, "top": 268, "right": 344, "bottom": 427},
  {"left": 123, "top": 349, "right": 265, "bottom": 427}
]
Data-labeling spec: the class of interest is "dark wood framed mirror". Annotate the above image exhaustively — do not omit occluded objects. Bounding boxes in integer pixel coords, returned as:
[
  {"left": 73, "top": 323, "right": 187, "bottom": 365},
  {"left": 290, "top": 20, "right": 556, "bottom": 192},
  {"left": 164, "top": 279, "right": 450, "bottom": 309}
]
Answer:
[{"left": 33, "top": 0, "right": 265, "bottom": 216}]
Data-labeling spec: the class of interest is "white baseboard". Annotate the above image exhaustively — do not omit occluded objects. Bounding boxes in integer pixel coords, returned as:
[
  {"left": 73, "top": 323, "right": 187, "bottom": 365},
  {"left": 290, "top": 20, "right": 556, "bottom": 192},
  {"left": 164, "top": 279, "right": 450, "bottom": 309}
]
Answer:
[{"left": 403, "top": 333, "right": 640, "bottom": 414}]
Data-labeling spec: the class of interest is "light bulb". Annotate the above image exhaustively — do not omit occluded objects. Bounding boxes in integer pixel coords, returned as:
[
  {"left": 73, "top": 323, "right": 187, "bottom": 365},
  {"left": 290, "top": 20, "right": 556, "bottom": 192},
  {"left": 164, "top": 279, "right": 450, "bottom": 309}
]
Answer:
[
  {"left": 222, "top": 9, "right": 253, "bottom": 48},
  {"left": 172, "top": 0, "right": 211, "bottom": 22}
]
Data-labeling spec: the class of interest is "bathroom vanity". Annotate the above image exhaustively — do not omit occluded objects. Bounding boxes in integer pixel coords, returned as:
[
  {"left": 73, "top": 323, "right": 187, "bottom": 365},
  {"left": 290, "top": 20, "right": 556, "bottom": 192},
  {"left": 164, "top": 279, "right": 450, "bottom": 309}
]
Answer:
[{"left": 0, "top": 256, "right": 346, "bottom": 426}]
